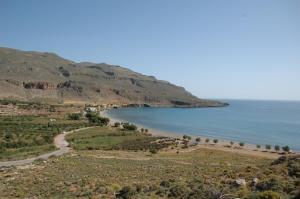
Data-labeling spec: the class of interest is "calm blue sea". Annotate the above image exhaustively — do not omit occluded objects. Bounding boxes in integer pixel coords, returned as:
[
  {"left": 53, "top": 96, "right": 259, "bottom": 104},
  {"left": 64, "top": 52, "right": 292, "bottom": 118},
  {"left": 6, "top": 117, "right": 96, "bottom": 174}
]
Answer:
[{"left": 106, "top": 100, "right": 300, "bottom": 151}]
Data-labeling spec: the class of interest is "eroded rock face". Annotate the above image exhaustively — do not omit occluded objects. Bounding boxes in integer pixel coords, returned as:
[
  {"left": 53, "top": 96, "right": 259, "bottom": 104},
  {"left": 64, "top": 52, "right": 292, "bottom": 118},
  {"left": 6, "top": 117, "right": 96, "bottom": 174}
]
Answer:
[
  {"left": 57, "top": 81, "right": 83, "bottom": 93},
  {"left": 170, "top": 100, "right": 191, "bottom": 106},
  {"left": 23, "top": 82, "right": 56, "bottom": 90}
]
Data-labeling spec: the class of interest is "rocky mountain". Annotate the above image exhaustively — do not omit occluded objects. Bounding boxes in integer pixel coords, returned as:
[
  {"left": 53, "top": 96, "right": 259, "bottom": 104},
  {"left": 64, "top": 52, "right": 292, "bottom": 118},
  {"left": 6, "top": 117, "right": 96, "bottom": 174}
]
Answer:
[{"left": 0, "top": 47, "right": 226, "bottom": 107}]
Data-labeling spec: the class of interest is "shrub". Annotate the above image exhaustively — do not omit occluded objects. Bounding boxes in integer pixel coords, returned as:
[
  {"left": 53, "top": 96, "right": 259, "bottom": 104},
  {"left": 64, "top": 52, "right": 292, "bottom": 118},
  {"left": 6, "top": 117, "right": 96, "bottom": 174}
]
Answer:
[
  {"left": 49, "top": 105, "right": 56, "bottom": 112},
  {"left": 160, "top": 180, "right": 171, "bottom": 188},
  {"left": 213, "top": 139, "right": 218, "bottom": 144},
  {"left": 150, "top": 148, "right": 158, "bottom": 154},
  {"left": 196, "top": 137, "right": 201, "bottom": 142},
  {"left": 85, "top": 112, "right": 109, "bottom": 126},
  {"left": 68, "top": 113, "right": 81, "bottom": 120},
  {"left": 258, "top": 191, "right": 281, "bottom": 199},
  {"left": 282, "top": 146, "right": 290, "bottom": 152},
  {"left": 86, "top": 112, "right": 98, "bottom": 122},
  {"left": 140, "top": 128, "right": 144, "bottom": 132},
  {"left": 122, "top": 123, "right": 137, "bottom": 131},
  {"left": 116, "top": 186, "right": 135, "bottom": 199},
  {"left": 274, "top": 145, "right": 280, "bottom": 151},
  {"left": 114, "top": 122, "right": 121, "bottom": 127},
  {"left": 256, "top": 144, "right": 261, "bottom": 149},
  {"left": 144, "top": 129, "right": 149, "bottom": 133},
  {"left": 230, "top": 141, "right": 234, "bottom": 146},
  {"left": 168, "top": 184, "right": 188, "bottom": 198},
  {"left": 246, "top": 190, "right": 281, "bottom": 199},
  {"left": 239, "top": 142, "right": 245, "bottom": 147},
  {"left": 256, "top": 177, "right": 283, "bottom": 192},
  {"left": 265, "top": 145, "right": 271, "bottom": 150},
  {"left": 205, "top": 138, "right": 210, "bottom": 143},
  {"left": 98, "top": 117, "right": 110, "bottom": 126},
  {"left": 183, "top": 135, "right": 191, "bottom": 140}
]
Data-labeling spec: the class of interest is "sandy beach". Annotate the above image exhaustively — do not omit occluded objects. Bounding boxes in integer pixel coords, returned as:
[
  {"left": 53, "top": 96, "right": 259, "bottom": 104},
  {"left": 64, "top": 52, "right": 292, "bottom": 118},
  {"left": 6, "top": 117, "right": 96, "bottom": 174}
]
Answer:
[{"left": 101, "top": 110, "right": 297, "bottom": 159}]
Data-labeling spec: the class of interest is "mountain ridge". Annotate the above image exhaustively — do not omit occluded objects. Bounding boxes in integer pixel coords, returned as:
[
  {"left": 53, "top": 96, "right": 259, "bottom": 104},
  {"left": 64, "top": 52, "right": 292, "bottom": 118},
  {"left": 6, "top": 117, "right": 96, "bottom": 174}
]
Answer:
[{"left": 0, "top": 47, "right": 227, "bottom": 107}]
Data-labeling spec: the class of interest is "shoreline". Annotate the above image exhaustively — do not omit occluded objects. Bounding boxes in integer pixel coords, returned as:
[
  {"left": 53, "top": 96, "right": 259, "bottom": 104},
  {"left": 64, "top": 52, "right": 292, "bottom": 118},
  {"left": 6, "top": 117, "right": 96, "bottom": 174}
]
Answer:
[{"left": 101, "top": 110, "right": 298, "bottom": 159}]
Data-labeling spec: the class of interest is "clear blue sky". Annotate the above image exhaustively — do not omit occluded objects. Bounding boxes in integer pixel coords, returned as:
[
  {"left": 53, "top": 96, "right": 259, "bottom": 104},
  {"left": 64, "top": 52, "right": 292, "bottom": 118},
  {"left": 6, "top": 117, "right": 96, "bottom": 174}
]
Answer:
[{"left": 1, "top": 0, "right": 299, "bottom": 100}]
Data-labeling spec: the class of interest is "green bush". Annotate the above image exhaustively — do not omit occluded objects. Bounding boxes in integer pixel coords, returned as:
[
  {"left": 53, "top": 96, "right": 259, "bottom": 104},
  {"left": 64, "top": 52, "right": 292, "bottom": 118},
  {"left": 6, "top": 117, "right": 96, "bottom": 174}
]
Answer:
[
  {"left": 85, "top": 112, "right": 109, "bottom": 126},
  {"left": 266, "top": 145, "right": 271, "bottom": 150},
  {"left": 282, "top": 146, "right": 290, "bottom": 152},
  {"left": 213, "top": 139, "right": 218, "bottom": 144},
  {"left": 256, "top": 177, "right": 283, "bottom": 192},
  {"left": 274, "top": 145, "right": 280, "bottom": 151},
  {"left": 168, "top": 184, "right": 188, "bottom": 198},
  {"left": 196, "top": 137, "right": 201, "bottom": 142},
  {"left": 114, "top": 122, "right": 121, "bottom": 127},
  {"left": 239, "top": 142, "right": 245, "bottom": 147},
  {"left": 183, "top": 135, "right": 191, "bottom": 140},
  {"left": 205, "top": 138, "right": 210, "bottom": 143},
  {"left": 116, "top": 186, "right": 135, "bottom": 199},
  {"left": 122, "top": 123, "right": 137, "bottom": 131},
  {"left": 99, "top": 117, "right": 110, "bottom": 126},
  {"left": 68, "top": 113, "right": 81, "bottom": 120},
  {"left": 150, "top": 148, "right": 158, "bottom": 154},
  {"left": 257, "top": 144, "right": 261, "bottom": 149}
]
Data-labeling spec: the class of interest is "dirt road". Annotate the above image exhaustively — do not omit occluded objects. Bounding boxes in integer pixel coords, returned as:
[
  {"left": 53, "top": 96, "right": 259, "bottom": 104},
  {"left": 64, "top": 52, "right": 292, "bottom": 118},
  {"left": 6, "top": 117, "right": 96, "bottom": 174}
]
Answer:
[{"left": 0, "top": 127, "right": 91, "bottom": 167}]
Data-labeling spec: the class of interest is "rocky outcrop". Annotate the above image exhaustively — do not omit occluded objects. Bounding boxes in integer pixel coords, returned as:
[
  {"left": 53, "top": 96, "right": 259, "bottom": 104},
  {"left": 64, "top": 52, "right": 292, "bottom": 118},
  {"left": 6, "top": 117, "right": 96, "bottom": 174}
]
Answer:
[
  {"left": 23, "top": 82, "right": 56, "bottom": 90},
  {"left": 170, "top": 100, "right": 191, "bottom": 106},
  {"left": 57, "top": 81, "right": 83, "bottom": 93}
]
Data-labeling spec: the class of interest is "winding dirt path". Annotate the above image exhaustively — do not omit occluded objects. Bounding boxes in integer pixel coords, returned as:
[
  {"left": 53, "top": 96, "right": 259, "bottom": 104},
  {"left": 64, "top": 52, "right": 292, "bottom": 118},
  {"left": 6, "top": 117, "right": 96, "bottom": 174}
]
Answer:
[{"left": 0, "top": 127, "right": 92, "bottom": 167}]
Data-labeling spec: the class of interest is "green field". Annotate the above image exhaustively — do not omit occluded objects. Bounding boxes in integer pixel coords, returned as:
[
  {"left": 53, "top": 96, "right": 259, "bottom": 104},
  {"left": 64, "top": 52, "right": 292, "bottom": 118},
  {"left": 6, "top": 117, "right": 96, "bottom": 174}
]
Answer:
[
  {"left": 66, "top": 127, "right": 169, "bottom": 151},
  {"left": 0, "top": 115, "right": 89, "bottom": 160}
]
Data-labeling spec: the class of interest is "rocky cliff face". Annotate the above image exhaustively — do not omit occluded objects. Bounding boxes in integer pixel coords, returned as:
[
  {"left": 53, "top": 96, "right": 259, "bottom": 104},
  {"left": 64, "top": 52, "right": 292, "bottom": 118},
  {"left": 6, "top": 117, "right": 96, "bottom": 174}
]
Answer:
[
  {"left": 23, "top": 82, "right": 56, "bottom": 90},
  {"left": 0, "top": 47, "right": 227, "bottom": 107}
]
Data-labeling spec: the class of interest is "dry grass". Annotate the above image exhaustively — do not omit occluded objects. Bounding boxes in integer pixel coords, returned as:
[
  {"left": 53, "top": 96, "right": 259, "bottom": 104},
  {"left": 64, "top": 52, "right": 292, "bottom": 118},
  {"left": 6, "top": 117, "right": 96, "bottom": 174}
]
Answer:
[{"left": 0, "top": 145, "right": 298, "bottom": 198}]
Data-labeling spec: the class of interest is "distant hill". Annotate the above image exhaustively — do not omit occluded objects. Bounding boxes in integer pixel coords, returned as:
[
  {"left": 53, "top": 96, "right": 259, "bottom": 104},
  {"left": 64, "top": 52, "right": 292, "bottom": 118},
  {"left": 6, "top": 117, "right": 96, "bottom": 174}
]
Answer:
[{"left": 0, "top": 47, "right": 226, "bottom": 107}]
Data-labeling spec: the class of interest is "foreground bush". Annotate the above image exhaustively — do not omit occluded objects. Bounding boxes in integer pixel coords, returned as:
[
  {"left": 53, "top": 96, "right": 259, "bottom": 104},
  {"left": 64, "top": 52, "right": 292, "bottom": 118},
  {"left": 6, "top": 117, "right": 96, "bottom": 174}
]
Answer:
[
  {"left": 246, "top": 190, "right": 281, "bottom": 199},
  {"left": 116, "top": 186, "right": 135, "bottom": 199}
]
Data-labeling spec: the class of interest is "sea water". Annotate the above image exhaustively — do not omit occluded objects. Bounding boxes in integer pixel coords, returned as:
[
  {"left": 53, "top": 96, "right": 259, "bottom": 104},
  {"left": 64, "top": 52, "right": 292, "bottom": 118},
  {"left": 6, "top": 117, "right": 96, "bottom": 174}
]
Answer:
[{"left": 106, "top": 100, "right": 300, "bottom": 151}]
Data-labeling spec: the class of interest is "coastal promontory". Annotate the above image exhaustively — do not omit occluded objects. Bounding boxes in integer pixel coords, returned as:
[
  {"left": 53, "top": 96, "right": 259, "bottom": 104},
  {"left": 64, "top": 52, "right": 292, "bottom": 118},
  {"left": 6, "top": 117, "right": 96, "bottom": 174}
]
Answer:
[{"left": 0, "top": 47, "right": 226, "bottom": 107}]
